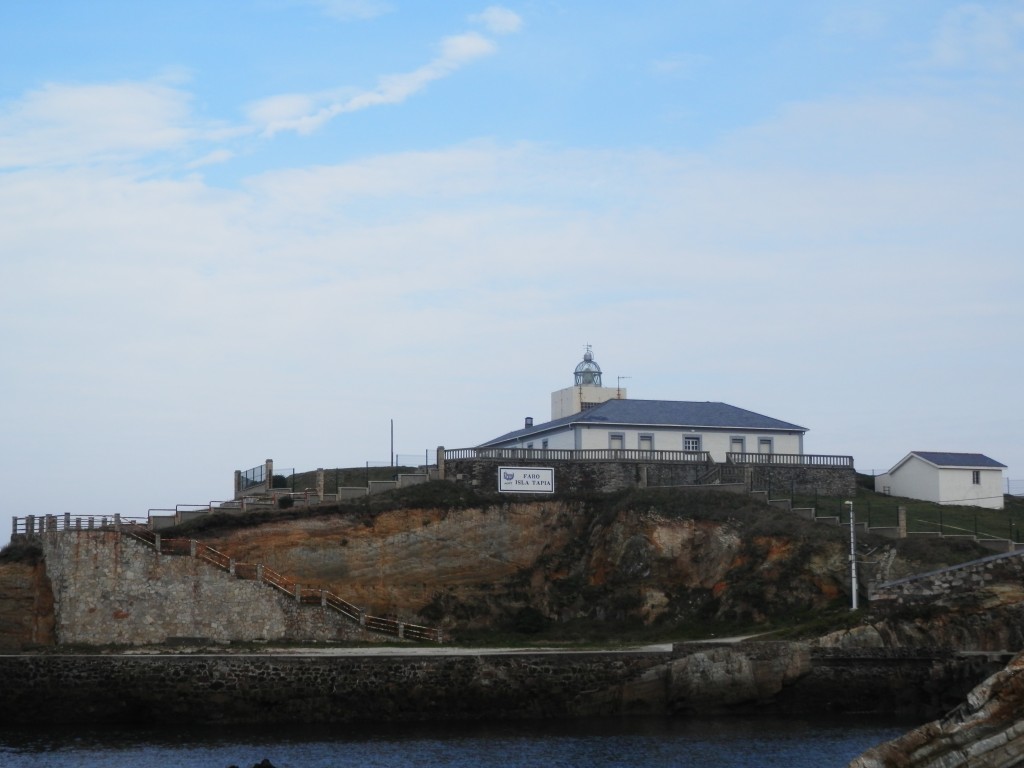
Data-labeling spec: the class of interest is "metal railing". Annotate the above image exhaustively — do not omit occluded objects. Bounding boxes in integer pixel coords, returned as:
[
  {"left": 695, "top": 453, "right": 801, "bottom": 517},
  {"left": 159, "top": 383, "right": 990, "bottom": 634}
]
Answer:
[
  {"left": 240, "top": 464, "right": 266, "bottom": 491},
  {"left": 11, "top": 518, "right": 443, "bottom": 643},
  {"left": 446, "top": 447, "right": 712, "bottom": 463}
]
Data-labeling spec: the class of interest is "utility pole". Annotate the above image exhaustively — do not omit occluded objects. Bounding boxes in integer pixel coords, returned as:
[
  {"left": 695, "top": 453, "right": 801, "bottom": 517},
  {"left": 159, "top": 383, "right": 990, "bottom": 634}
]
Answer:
[{"left": 845, "top": 500, "right": 858, "bottom": 611}]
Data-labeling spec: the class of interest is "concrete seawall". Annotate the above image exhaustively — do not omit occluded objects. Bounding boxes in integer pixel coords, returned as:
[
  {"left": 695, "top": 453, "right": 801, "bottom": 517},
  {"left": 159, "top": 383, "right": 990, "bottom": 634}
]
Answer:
[{"left": 0, "top": 644, "right": 997, "bottom": 726}]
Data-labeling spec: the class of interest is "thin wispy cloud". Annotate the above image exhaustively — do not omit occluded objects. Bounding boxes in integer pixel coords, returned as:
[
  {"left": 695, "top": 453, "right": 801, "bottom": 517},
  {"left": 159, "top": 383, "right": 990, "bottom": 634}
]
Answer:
[
  {"left": 650, "top": 52, "right": 709, "bottom": 78},
  {"left": 250, "top": 30, "right": 501, "bottom": 136},
  {"left": 299, "top": 0, "right": 393, "bottom": 21}
]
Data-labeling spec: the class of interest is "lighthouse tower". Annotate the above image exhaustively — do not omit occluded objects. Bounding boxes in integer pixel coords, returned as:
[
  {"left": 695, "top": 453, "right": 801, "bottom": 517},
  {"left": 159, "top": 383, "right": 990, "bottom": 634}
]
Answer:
[{"left": 550, "top": 346, "right": 625, "bottom": 419}]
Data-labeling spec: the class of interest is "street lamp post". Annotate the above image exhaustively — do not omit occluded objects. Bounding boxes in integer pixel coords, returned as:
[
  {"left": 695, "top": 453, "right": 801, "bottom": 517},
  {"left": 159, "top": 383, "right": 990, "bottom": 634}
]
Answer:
[{"left": 845, "top": 500, "right": 858, "bottom": 611}]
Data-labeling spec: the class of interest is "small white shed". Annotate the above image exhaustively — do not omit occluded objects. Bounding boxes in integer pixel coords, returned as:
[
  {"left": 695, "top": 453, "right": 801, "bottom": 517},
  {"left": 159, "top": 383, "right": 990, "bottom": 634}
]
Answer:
[{"left": 875, "top": 451, "right": 1007, "bottom": 510}]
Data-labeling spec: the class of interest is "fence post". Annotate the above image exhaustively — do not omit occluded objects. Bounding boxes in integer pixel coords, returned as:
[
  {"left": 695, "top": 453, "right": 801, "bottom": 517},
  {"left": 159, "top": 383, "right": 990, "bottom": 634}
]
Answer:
[
  {"left": 63, "top": 512, "right": 70, "bottom": 530},
  {"left": 75, "top": 517, "right": 81, "bottom": 531},
  {"left": 256, "top": 564, "right": 264, "bottom": 582},
  {"left": 898, "top": 507, "right": 907, "bottom": 539},
  {"left": 398, "top": 623, "right": 404, "bottom": 639},
  {"left": 154, "top": 533, "right": 161, "bottom": 553},
  {"left": 359, "top": 609, "right": 366, "bottom": 627},
  {"left": 321, "top": 590, "right": 327, "bottom": 607},
  {"left": 229, "top": 558, "right": 235, "bottom": 575},
  {"left": 114, "top": 513, "right": 121, "bottom": 532},
  {"left": 295, "top": 584, "right": 302, "bottom": 602},
  {"left": 316, "top": 469, "right": 324, "bottom": 503},
  {"left": 437, "top": 446, "right": 446, "bottom": 481},
  {"left": 190, "top": 540, "right": 197, "bottom": 558}
]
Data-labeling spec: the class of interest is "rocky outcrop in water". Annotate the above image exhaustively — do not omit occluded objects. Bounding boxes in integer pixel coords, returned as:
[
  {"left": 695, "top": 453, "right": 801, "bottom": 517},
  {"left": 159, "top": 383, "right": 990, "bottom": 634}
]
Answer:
[{"left": 849, "top": 652, "right": 1024, "bottom": 768}]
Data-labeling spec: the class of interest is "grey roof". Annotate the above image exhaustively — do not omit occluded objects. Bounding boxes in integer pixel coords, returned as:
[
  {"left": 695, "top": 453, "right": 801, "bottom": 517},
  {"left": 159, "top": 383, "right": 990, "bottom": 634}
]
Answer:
[
  {"left": 910, "top": 452, "right": 1007, "bottom": 469},
  {"left": 480, "top": 399, "right": 806, "bottom": 447}
]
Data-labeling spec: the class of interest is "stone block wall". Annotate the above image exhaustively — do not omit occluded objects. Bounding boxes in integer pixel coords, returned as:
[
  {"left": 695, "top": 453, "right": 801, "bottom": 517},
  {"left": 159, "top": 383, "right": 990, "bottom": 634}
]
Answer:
[
  {"left": 749, "top": 465, "right": 857, "bottom": 498},
  {"left": 871, "top": 551, "right": 1024, "bottom": 606},
  {"left": 42, "top": 532, "right": 387, "bottom": 646},
  {"left": 444, "top": 458, "right": 855, "bottom": 497},
  {"left": 0, "top": 642, "right": 992, "bottom": 726}
]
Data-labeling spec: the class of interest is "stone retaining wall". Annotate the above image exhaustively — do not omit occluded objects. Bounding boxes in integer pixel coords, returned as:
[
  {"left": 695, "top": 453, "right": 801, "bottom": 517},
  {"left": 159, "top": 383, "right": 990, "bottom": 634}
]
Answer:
[
  {"left": 0, "top": 643, "right": 994, "bottom": 726},
  {"left": 42, "top": 532, "right": 386, "bottom": 646},
  {"left": 444, "top": 458, "right": 855, "bottom": 497}
]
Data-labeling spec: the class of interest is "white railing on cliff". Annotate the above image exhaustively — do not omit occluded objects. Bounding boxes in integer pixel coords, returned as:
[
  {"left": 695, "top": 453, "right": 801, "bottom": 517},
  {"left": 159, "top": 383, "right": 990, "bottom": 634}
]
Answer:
[
  {"left": 444, "top": 448, "right": 854, "bottom": 468},
  {"left": 726, "top": 452, "right": 854, "bottom": 468},
  {"left": 445, "top": 448, "right": 712, "bottom": 463},
  {"left": 13, "top": 514, "right": 443, "bottom": 644}
]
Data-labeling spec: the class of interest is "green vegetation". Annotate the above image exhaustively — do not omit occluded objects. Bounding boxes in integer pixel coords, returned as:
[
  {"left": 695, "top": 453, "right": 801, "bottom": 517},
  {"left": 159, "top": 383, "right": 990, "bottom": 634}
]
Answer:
[
  {"left": 794, "top": 475, "right": 1024, "bottom": 543},
  {"left": 0, "top": 540, "right": 43, "bottom": 565}
]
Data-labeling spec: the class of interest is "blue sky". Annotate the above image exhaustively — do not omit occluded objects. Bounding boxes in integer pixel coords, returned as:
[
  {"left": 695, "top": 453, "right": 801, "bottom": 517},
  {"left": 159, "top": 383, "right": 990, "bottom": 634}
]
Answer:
[{"left": 2, "top": 1, "right": 1022, "bottom": 523}]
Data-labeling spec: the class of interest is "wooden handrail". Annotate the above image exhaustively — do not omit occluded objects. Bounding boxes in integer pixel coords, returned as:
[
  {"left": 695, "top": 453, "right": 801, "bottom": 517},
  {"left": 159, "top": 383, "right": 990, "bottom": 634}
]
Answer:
[{"left": 113, "top": 531, "right": 442, "bottom": 643}]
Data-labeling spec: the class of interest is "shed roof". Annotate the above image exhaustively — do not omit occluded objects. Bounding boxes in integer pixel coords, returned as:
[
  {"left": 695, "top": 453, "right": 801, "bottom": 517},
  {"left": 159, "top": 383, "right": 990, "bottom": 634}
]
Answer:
[{"left": 908, "top": 451, "right": 1007, "bottom": 469}]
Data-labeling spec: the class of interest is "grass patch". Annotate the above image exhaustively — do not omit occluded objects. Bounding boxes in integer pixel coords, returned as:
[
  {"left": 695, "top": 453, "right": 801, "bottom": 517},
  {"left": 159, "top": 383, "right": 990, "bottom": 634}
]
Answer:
[{"left": 794, "top": 484, "right": 1024, "bottom": 542}]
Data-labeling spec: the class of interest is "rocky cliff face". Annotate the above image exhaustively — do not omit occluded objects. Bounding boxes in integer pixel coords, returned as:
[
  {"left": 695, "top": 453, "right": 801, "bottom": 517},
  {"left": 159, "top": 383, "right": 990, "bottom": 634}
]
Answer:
[
  {"left": 193, "top": 493, "right": 853, "bottom": 633},
  {"left": 0, "top": 558, "right": 54, "bottom": 651}
]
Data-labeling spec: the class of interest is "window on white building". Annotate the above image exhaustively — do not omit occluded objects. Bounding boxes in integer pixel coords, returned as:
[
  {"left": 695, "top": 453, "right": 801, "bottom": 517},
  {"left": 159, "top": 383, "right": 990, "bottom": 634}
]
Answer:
[
  {"left": 609, "top": 434, "right": 625, "bottom": 451},
  {"left": 730, "top": 437, "right": 745, "bottom": 455},
  {"left": 639, "top": 434, "right": 654, "bottom": 452},
  {"left": 758, "top": 437, "right": 773, "bottom": 454},
  {"left": 972, "top": 470, "right": 981, "bottom": 485},
  {"left": 684, "top": 435, "right": 701, "bottom": 452}
]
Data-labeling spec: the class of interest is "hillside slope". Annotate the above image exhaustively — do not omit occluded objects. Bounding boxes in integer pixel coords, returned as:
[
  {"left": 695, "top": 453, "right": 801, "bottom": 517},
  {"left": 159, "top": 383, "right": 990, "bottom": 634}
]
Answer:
[{"left": 172, "top": 485, "right": 992, "bottom": 639}]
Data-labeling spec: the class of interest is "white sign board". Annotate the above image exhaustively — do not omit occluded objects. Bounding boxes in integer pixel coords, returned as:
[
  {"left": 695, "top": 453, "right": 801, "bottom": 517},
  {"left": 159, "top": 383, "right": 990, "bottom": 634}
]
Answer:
[{"left": 498, "top": 466, "right": 555, "bottom": 494}]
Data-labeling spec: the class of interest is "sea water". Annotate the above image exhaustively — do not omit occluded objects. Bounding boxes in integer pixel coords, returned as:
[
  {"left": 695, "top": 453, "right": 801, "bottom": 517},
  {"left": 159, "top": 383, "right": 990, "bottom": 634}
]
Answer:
[{"left": 0, "top": 716, "right": 910, "bottom": 768}]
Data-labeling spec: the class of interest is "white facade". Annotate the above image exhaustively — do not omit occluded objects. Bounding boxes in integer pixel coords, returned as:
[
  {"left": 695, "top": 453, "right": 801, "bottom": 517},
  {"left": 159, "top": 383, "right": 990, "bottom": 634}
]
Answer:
[
  {"left": 875, "top": 452, "right": 1006, "bottom": 510},
  {"left": 518, "top": 423, "right": 804, "bottom": 460}
]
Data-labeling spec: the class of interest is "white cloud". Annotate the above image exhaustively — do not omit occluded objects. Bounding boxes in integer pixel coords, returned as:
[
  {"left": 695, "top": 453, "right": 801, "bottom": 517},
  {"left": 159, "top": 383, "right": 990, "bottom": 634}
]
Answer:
[
  {"left": 470, "top": 6, "right": 523, "bottom": 35},
  {"left": 252, "top": 32, "right": 497, "bottom": 136},
  {"left": 926, "top": 3, "right": 1024, "bottom": 71},
  {"left": 0, "top": 82, "right": 196, "bottom": 169},
  {"left": 187, "top": 149, "right": 235, "bottom": 168}
]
